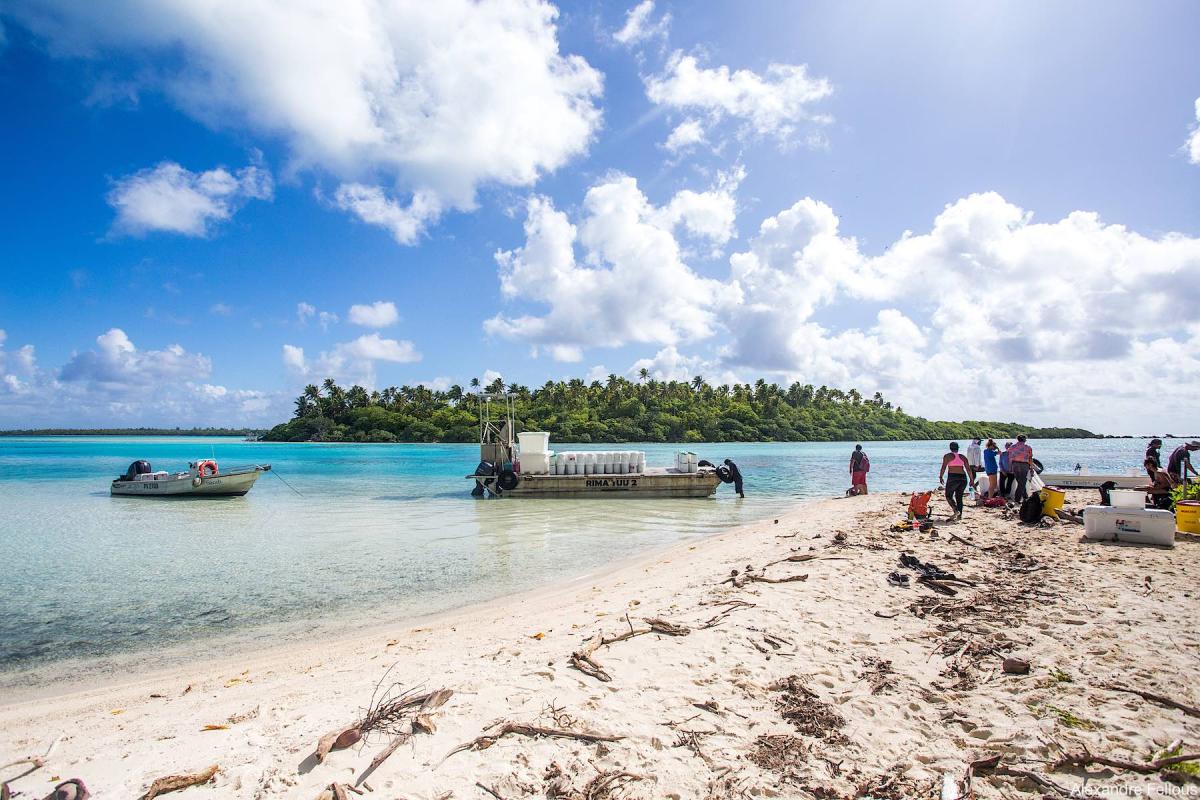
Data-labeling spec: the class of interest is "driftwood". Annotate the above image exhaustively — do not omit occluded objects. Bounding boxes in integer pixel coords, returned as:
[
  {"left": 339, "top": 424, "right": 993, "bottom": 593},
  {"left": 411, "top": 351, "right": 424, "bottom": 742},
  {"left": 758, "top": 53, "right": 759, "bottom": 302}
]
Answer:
[
  {"left": 1054, "top": 747, "right": 1200, "bottom": 774},
  {"left": 699, "top": 600, "right": 755, "bottom": 629},
  {"left": 721, "top": 568, "right": 809, "bottom": 588},
  {"left": 137, "top": 764, "right": 218, "bottom": 800},
  {"left": 358, "top": 688, "right": 453, "bottom": 782},
  {"left": 1098, "top": 682, "right": 1200, "bottom": 718},
  {"left": 444, "top": 722, "right": 622, "bottom": 761},
  {"left": 475, "top": 783, "right": 506, "bottom": 800},
  {"left": 568, "top": 617, "right": 691, "bottom": 682},
  {"left": 992, "top": 766, "right": 1080, "bottom": 798},
  {"left": 916, "top": 576, "right": 958, "bottom": 596},
  {"left": 316, "top": 684, "right": 452, "bottom": 765}
]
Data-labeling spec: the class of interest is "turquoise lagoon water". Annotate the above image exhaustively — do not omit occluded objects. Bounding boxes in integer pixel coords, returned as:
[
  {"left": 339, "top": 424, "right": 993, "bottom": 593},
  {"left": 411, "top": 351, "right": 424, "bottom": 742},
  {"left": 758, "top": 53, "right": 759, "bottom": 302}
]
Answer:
[{"left": 0, "top": 436, "right": 1144, "bottom": 690}]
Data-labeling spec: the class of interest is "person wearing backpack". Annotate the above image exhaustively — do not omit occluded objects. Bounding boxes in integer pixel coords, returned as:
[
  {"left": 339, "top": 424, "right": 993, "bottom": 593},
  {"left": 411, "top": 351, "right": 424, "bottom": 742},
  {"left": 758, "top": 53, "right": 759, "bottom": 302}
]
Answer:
[
  {"left": 849, "top": 444, "right": 870, "bottom": 495},
  {"left": 938, "top": 441, "right": 975, "bottom": 521}
]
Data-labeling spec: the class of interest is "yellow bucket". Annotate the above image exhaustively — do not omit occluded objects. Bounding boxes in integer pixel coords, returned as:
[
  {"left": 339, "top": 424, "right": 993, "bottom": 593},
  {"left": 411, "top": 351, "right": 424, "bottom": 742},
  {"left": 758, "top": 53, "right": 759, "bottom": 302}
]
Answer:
[
  {"left": 1178, "top": 502, "right": 1200, "bottom": 534},
  {"left": 1040, "top": 486, "right": 1066, "bottom": 518}
]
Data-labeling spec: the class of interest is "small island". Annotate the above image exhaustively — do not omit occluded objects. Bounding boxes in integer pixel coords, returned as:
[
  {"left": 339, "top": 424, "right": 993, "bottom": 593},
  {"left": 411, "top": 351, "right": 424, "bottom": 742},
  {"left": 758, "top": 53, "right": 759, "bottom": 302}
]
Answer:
[{"left": 263, "top": 376, "right": 1095, "bottom": 443}]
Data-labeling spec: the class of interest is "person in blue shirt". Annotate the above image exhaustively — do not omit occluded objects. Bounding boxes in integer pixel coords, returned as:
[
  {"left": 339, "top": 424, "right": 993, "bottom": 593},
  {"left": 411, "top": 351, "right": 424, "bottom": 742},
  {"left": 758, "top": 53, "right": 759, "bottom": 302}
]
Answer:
[
  {"left": 998, "top": 442, "right": 1013, "bottom": 498},
  {"left": 982, "top": 439, "right": 1000, "bottom": 499}
]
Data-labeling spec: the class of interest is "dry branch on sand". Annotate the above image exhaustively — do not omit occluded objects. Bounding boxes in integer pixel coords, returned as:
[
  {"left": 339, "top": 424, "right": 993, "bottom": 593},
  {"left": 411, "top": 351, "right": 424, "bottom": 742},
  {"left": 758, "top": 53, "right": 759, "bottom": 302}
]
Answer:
[
  {"left": 567, "top": 616, "right": 691, "bottom": 682},
  {"left": 1097, "top": 682, "right": 1200, "bottom": 718},
  {"left": 444, "top": 722, "right": 623, "bottom": 761},
  {"left": 720, "top": 567, "right": 809, "bottom": 588},
  {"left": 313, "top": 675, "right": 453, "bottom": 765},
  {"left": 1054, "top": 747, "right": 1200, "bottom": 774},
  {"left": 137, "top": 764, "right": 218, "bottom": 800}
]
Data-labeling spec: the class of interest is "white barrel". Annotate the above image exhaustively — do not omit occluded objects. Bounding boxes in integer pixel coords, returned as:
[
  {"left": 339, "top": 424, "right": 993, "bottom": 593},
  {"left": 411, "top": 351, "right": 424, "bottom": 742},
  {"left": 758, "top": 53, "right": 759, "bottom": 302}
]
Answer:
[
  {"left": 636, "top": 452, "right": 646, "bottom": 473},
  {"left": 617, "top": 453, "right": 627, "bottom": 474},
  {"left": 554, "top": 453, "right": 563, "bottom": 475},
  {"left": 584, "top": 452, "right": 595, "bottom": 474},
  {"left": 603, "top": 453, "right": 613, "bottom": 474}
]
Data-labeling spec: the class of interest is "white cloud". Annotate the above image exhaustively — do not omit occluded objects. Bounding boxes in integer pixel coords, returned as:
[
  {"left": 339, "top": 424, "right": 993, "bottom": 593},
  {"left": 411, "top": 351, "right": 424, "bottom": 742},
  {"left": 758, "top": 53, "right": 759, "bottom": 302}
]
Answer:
[
  {"left": 485, "top": 173, "right": 733, "bottom": 357},
  {"left": 347, "top": 300, "right": 399, "bottom": 328},
  {"left": 715, "top": 191, "right": 1200, "bottom": 432},
  {"left": 613, "top": 0, "right": 669, "bottom": 47},
  {"left": 645, "top": 52, "right": 833, "bottom": 144},
  {"left": 60, "top": 327, "right": 212, "bottom": 387},
  {"left": 482, "top": 369, "right": 504, "bottom": 387},
  {"left": 1187, "top": 97, "right": 1200, "bottom": 165},
  {"left": 15, "top": 0, "right": 603, "bottom": 244},
  {"left": 297, "top": 302, "right": 338, "bottom": 331},
  {"left": 210, "top": 302, "right": 233, "bottom": 316},
  {"left": 283, "top": 334, "right": 420, "bottom": 388},
  {"left": 663, "top": 118, "right": 706, "bottom": 154},
  {"left": 107, "top": 161, "right": 272, "bottom": 236}
]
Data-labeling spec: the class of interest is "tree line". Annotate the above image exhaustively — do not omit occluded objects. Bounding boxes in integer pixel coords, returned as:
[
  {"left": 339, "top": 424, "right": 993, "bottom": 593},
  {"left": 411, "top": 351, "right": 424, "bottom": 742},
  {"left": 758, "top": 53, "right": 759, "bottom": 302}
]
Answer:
[{"left": 263, "top": 375, "right": 1095, "bottom": 443}]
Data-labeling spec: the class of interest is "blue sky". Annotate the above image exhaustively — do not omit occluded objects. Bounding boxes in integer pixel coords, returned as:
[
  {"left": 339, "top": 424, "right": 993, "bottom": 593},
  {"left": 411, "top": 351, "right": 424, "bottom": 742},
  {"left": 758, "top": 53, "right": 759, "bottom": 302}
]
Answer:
[{"left": 1, "top": 0, "right": 1198, "bottom": 433}]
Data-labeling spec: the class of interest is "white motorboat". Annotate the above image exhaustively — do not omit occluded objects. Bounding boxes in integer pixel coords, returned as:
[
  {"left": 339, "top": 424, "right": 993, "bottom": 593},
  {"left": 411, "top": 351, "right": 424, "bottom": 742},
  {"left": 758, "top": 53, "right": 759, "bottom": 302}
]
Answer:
[
  {"left": 1040, "top": 467, "right": 1145, "bottom": 490},
  {"left": 110, "top": 459, "right": 271, "bottom": 498}
]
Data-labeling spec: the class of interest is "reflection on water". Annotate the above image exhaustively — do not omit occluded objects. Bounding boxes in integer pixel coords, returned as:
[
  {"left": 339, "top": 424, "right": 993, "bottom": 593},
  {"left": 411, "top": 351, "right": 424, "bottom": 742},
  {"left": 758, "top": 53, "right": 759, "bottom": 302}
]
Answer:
[{"left": 0, "top": 435, "right": 1145, "bottom": 689}]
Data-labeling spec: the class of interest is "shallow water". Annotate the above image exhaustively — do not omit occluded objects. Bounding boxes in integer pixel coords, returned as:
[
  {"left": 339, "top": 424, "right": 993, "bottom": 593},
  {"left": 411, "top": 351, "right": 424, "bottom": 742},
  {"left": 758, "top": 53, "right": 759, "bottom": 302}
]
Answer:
[{"left": 0, "top": 436, "right": 1145, "bottom": 689}]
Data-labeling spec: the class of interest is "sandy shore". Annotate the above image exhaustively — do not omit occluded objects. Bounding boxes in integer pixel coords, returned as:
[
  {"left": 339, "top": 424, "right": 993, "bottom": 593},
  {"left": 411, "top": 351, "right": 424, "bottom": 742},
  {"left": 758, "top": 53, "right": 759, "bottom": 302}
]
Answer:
[{"left": 3, "top": 490, "right": 1199, "bottom": 799}]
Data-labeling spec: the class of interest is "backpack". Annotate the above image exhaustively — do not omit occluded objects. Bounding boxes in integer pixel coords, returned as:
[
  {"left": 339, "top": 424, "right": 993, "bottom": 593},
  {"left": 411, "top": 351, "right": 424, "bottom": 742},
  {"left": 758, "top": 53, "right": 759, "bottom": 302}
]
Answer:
[{"left": 1019, "top": 492, "right": 1044, "bottom": 523}]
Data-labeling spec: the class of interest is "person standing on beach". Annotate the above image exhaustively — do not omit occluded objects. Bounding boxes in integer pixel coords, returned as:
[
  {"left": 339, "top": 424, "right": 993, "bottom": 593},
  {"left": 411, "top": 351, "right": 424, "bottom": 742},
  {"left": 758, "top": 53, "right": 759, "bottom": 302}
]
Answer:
[
  {"left": 939, "top": 442, "right": 974, "bottom": 520},
  {"left": 982, "top": 439, "right": 1000, "bottom": 499},
  {"left": 966, "top": 437, "right": 983, "bottom": 497},
  {"left": 1138, "top": 457, "right": 1177, "bottom": 510},
  {"left": 849, "top": 444, "right": 869, "bottom": 495},
  {"left": 1146, "top": 438, "right": 1163, "bottom": 470},
  {"left": 998, "top": 442, "right": 1013, "bottom": 497},
  {"left": 1167, "top": 441, "right": 1200, "bottom": 483},
  {"left": 1008, "top": 435, "right": 1034, "bottom": 503}
]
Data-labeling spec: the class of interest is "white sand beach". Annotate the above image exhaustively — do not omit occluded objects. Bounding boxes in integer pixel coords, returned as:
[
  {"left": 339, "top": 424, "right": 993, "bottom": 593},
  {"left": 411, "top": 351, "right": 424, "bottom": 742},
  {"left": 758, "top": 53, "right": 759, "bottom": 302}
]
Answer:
[{"left": 3, "top": 490, "right": 1198, "bottom": 799}]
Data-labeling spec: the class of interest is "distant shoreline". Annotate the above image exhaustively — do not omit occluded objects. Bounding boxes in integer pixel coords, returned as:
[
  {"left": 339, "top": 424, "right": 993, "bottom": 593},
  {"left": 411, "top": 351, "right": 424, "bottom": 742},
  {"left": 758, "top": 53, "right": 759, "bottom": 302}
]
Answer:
[
  {"left": 6, "top": 430, "right": 1190, "bottom": 440},
  {"left": 0, "top": 428, "right": 261, "bottom": 437}
]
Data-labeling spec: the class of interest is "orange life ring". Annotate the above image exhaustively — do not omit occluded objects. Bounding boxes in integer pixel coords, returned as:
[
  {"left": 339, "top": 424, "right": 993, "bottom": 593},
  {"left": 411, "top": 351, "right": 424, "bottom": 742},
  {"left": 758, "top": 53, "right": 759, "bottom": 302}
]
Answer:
[{"left": 198, "top": 460, "right": 219, "bottom": 477}]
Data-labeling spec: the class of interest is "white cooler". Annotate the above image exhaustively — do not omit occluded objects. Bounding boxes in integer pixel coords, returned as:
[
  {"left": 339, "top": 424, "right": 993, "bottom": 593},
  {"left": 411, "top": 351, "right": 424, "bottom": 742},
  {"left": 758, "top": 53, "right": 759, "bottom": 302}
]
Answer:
[{"left": 1083, "top": 506, "right": 1175, "bottom": 547}]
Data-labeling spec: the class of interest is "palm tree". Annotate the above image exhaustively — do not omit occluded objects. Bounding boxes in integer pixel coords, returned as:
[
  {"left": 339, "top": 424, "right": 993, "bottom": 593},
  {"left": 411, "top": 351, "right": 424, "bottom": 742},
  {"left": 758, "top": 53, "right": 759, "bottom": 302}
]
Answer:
[
  {"left": 691, "top": 375, "right": 705, "bottom": 392},
  {"left": 638, "top": 367, "right": 650, "bottom": 383}
]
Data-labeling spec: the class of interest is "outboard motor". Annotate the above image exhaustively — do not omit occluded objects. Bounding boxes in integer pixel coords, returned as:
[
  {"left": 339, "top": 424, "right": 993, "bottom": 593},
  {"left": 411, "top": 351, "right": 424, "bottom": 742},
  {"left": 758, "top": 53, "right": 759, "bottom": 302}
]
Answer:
[
  {"left": 123, "top": 460, "right": 152, "bottom": 481},
  {"left": 471, "top": 460, "right": 495, "bottom": 498}
]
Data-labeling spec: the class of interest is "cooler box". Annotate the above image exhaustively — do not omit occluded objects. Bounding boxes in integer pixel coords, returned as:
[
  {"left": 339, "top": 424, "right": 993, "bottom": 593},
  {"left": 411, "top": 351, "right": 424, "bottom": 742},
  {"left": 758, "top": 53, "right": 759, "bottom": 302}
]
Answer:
[
  {"left": 518, "top": 432, "right": 550, "bottom": 454},
  {"left": 1109, "top": 489, "right": 1145, "bottom": 509},
  {"left": 1082, "top": 506, "right": 1175, "bottom": 547}
]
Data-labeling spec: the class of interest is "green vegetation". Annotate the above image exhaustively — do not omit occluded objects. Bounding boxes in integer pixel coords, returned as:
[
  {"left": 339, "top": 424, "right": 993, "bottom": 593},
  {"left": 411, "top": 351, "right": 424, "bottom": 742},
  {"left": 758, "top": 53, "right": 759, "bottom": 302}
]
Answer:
[
  {"left": 1155, "top": 743, "right": 1200, "bottom": 776},
  {"left": 0, "top": 427, "right": 258, "bottom": 436},
  {"left": 1031, "top": 703, "right": 1097, "bottom": 730},
  {"left": 263, "top": 376, "right": 1096, "bottom": 443}
]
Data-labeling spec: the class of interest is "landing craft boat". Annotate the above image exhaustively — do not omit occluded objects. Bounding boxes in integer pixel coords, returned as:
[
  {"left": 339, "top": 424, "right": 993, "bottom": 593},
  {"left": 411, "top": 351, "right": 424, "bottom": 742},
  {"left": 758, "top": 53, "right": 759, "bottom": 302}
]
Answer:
[
  {"left": 1039, "top": 467, "right": 1145, "bottom": 490},
  {"left": 466, "top": 393, "right": 739, "bottom": 498},
  {"left": 110, "top": 459, "right": 271, "bottom": 497}
]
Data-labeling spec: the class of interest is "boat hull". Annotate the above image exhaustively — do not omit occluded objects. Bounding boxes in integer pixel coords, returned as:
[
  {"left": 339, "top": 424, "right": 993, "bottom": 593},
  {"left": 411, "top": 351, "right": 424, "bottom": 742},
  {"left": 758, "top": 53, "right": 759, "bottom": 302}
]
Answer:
[
  {"left": 1040, "top": 473, "right": 1144, "bottom": 490},
  {"left": 473, "top": 469, "right": 721, "bottom": 498},
  {"left": 111, "top": 468, "right": 267, "bottom": 498}
]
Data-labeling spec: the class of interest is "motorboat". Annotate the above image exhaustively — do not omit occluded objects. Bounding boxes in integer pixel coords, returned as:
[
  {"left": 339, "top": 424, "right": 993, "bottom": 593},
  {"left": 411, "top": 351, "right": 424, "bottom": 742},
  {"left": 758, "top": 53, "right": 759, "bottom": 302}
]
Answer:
[
  {"left": 1040, "top": 466, "right": 1145, "bottom": 490},
  {"left": 110, "top": 459, "right": 271, "bottom": 498},
  {"left": 465, "top": 393, "right": 738, "bottom": 498}
]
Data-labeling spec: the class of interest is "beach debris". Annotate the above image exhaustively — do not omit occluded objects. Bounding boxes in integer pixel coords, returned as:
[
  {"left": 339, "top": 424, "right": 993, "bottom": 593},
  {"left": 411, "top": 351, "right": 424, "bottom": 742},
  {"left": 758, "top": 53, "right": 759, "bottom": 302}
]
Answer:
[
  {"left": 476, "top": 783, "right": 507, "bottom": 800},
  {"left": 698, "top": 600, "right": 755, "bottom": 629},
  {"left": 857, "top": 656, "right": 896, "bottom": 694},
  {"left": 769, "top": 675, "right": 846, "bottom": 740},
  {"left": 567, "top": 616, "right": 691, "bottom": 682},
  {"left": 1097, "top": 682, "right": 1200, "bottom": 718},
  {"left": 39, "top": 780, "right": 90, "bottom": 800},
  {"left": 720, "top": 566, "right": 809, "bottom": 588},
  {"left": 444, "top": 722, "right": 623, "bottom": 761},
  {"left": 874, "top": 609, "right": 900, "bottom": 619},
  {"left": 357, "top": 687, "right": 453, "bottom": 782},
  {"left": 1002, "top": 657, "right": 1030, "bottom": 675},
  {"left": 137, "top": 764, "right": 218, "bottom": 800},
  {"left": 529, "top": 632, "right": 546, "bottom": 640},
  {"left": 1054, "top": 744, "right": 1200, "bottom": 774}
]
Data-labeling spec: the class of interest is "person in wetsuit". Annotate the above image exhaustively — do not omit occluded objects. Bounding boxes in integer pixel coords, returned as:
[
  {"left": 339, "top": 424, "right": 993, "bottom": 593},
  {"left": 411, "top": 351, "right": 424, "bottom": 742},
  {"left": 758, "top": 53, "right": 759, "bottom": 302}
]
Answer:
[{"left": 723, "top": 458, "right": 744, "bottom": 498}]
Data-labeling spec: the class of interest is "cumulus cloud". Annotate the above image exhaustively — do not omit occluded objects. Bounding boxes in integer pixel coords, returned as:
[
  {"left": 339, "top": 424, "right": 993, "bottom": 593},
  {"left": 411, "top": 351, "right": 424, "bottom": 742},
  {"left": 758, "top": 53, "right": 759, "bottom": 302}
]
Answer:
[
  {"left": 484, "top": 172, "right": 737, "bottom": 358},
  {"left": 0, "top": 327, "right": 283, "bottom": 426},
  {"left": 107, "top": 161, "right": 272, "bottom": 236},
  {"left": 716, "top": 192, "right": 1200, "bottom": 431},
  {"left": 283, "top": 333, "right": 420, "bottom": 387},
  {"left": 60, "top": 328, "right": 212, "bottom": 387},
  {"left": 1187, "top": 97, "right": 1200, "bottom": 165},
  {"left": 612, "top": 0, "right": 669, "bottom": 47},
  {"left": 645, "top": 52, "right": 833, "bottom": 146},
  {"left": 663, "top": 118, "right": 706, "bottom": 154},
  {"left": 348, "top": 300, "right": 400, "bottom": 328},
  {"left": 12, "top": 0, "right": 603, "bottom": 243},
  {"left": 484, "top": 174, "right": 1200, "bottom": 431}
]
